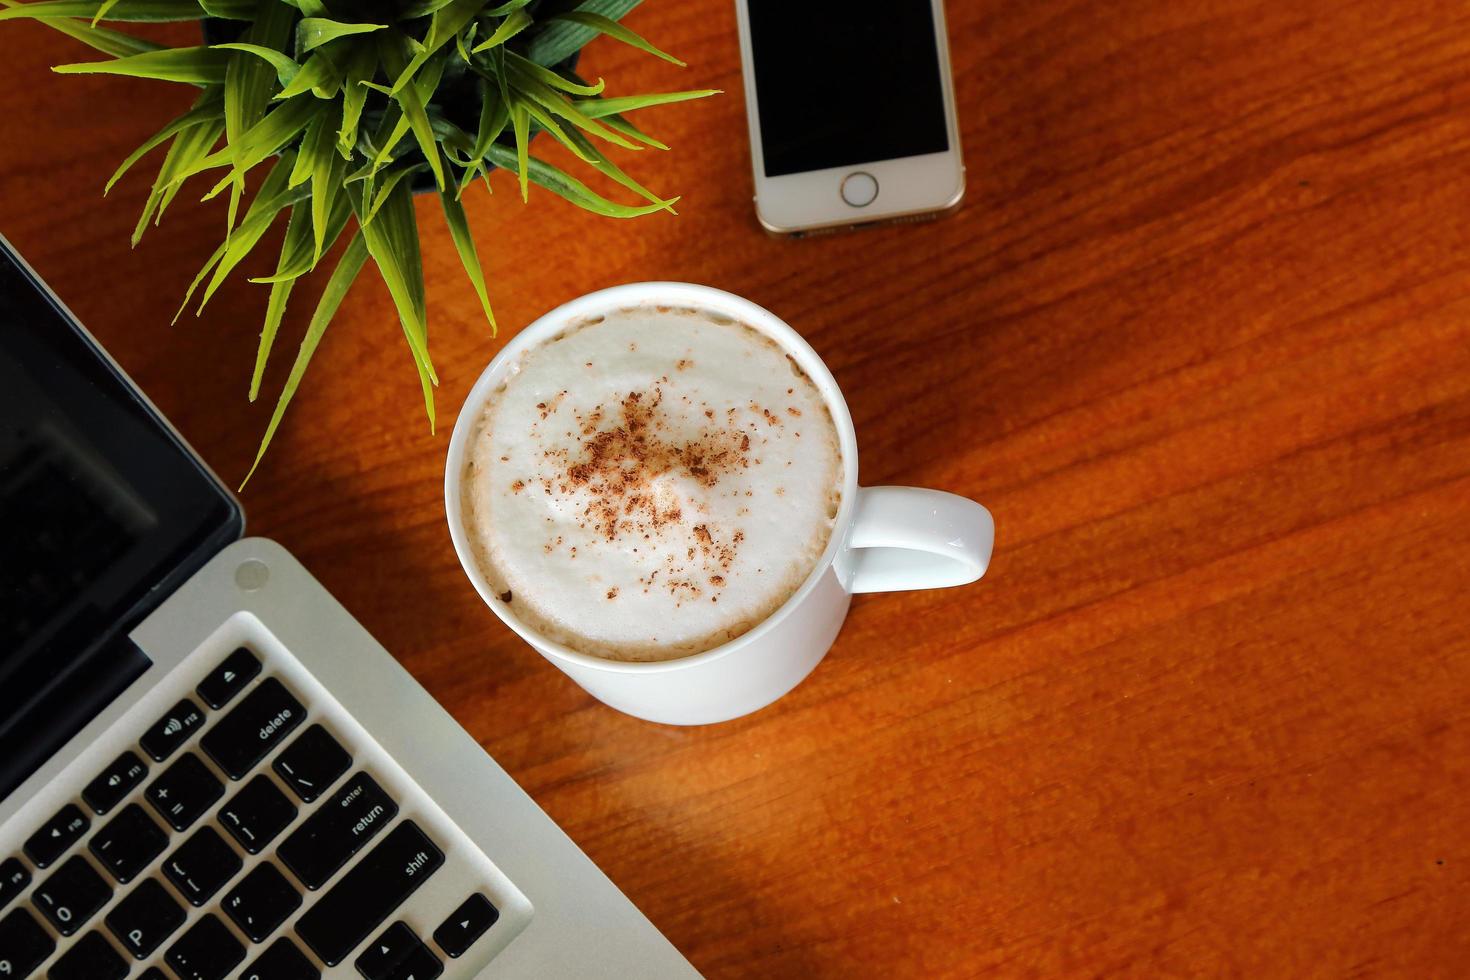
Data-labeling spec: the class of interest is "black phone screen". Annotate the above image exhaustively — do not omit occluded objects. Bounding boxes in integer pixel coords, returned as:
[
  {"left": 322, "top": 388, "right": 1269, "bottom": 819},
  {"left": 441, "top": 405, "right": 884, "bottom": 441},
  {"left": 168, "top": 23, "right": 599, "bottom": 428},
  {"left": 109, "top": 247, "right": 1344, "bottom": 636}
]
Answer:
[{"left": 747, "top": 0, "right": 951, "bottom": 177}]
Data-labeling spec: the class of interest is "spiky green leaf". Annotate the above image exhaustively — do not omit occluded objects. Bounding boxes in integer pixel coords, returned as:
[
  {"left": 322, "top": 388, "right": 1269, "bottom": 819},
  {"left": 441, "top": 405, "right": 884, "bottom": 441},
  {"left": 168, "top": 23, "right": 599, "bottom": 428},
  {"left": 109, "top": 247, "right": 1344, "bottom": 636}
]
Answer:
[
  {"left": 0, "top": 0, "right": 221, "bottom": 22},
  {"left": 274, "top": 45, "right": 343, "bottom": 99},
  {"left": 251, "top": 201, "right": 310, "bottom": 400},
  {"left": 185, "top": 151, "right": 309, "bottom": 316},
  {"left": 248, "top": 188, "right": 348, "bottom": 282},
  {"left": 197, "top": 0, "right": 251, "bottom": 18},
  {"left": 105, "top": 92, "right": 222, "bottom": 194},
  {"left": 574, "top": 89, "right": 719, "bottom": 119},
  {"left": 296, "top": 17, "right": 383, "bottom": 53},
  {"left": 335, "top": 42, "right": 376, "bottom": 153},
  {"left": 378, "top": 34, "right": 445, "bottom": 190},
  {"left": 242, "top": 230, "right": 369, "bottom": 487},
  {"left": 547, "top": 10, "right": 682, "bottom": 65},
  {"left": 133, "top": 101, "right": 223, "bottom": 244},
  {"left": 2, "top": 3, "right": 164, "bottom": 57},
  {"left": 390, "top": 0, "right": 478, "bottom": 92},
  {"left": 505, "top": 51, "right": 603, "bottom": 95},
  {"left": 510, "top": 101, "right": 529, "bottom": 201},
  {"left": 346, "top": 180, "right": 438, "bottom": 430},
  {"left": 438, "top": 172, "right": 495, "bottom": 331},
  {"left": 213, "top": 42, "right": 298, "bottom": 86},
  {"left": 483, "top": 143, "right": 676, "bottom": 217},
  {"left": 362, "top": 165, "right": 421, "bottom": 224},
  {"left": 470, "top": 7, "right": 529, "bottom": 52},
  {"left": 53, "top": 45, "right": 230, "bottom": 84},
  {"left": 524, "top": 0, "right": 638, "bottom": 66}
]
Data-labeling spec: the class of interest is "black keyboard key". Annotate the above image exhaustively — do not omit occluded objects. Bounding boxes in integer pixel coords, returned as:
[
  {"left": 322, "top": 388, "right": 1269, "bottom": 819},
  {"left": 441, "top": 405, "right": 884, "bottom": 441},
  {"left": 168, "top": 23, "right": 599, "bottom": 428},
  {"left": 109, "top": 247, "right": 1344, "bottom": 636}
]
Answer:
[
  {"left": 197, "top": 647, "right": 262, "bottom": 709},
  {"left": 224, "top": 862, "right": 300, "bottom": 943},
  {"left": 146, "top": 753, "right": 223, "bottom": 832},
  {"left": 33, "top": 855, "right": 110, "bottom": 936},
  {"left": 273, "top": 725, "right": 351, "bottom": 804},
  {"left": 0, "top": 858, "right": 29, "bottom": 912},
  {"left": 0, "top": 907, "right": 54, "bottom": 979},
  {"left": 390, "top": 943, "right": 443, "bottom": 980},
  {"left": 163, "top": 827, "right": 242, "bottom": 907},
  {"left": 140, "top": 968, "right": 168, "bottom": 980},
  {"left": 165, "top": 913, "right": 245, "bottom": 980},
  {"left": 201, "top": 678, "right": 305, "bottom": 780},
  {"left": 22, "top": 804, "right": 88, "bottom": 869},
  {"left": 104, "top": 877, "right": 184, "bottom": 959},
  {"left": 278, "top": 772, "right": 397, "bottom": 890},
  {"left": 293, "top": 820, "right": 443, "bottom": 967},
  {"left": 243, "top": 936, "right": 320, "bottom": 980},
  {"left": 89, "top": 804, "right": 167, "bottom": 884},
  {"left": 47, "top": 930, "right": 126, "bottom": 980},
  {"left": 433, "top": 893, "right": 498, "bottom": 959},
  {"left": 356, "top": 920, "right": 443, "bottom": 980},
  {"left": 220, "top": 776, "right": 298, "bottom": 855},
  {"left": 82, "top": 751, "right": 149, "bottom": 815},
  {"left": 140, "top": 698, "right": 207, "bottom": 762}
]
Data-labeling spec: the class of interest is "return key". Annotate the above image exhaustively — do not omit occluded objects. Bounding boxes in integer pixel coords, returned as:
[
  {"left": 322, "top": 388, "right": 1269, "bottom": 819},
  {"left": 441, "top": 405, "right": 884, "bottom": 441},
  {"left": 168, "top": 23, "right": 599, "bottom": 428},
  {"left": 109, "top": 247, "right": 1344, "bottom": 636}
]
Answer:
[{"left": 278, "top": 772, "right": 398, "bottom": 889}]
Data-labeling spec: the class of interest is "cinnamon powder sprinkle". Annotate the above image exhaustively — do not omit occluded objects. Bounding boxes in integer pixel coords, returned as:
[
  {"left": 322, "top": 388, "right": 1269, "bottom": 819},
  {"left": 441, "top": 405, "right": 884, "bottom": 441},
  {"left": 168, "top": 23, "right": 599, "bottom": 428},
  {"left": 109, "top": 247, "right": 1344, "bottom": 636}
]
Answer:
[{"left": 542, "top": 384, "right": 753, "bottom": 592}]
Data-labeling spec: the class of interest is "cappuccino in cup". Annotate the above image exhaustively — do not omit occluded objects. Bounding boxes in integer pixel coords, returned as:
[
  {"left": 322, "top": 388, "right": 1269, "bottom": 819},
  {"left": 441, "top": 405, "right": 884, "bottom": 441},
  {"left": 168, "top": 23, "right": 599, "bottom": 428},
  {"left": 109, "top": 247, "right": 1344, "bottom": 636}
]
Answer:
[{"left": 459, "top": 305, "right": 843, "bottom": 662}]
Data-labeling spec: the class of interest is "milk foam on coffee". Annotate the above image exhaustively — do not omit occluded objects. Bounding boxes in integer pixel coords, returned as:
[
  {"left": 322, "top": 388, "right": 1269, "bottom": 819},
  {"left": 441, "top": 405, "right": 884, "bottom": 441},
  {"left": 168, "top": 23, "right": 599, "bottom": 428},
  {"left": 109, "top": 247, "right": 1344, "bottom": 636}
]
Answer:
[{"left": 461, "top": 305, "right": 842, "bottom": 662}]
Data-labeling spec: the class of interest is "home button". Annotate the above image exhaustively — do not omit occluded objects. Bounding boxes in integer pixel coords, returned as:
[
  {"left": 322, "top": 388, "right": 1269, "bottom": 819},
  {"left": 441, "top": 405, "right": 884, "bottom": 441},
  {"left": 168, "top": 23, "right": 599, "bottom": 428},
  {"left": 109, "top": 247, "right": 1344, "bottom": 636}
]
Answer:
[{"left": 839, "top": 171, "right": 879, "bottom": 208}]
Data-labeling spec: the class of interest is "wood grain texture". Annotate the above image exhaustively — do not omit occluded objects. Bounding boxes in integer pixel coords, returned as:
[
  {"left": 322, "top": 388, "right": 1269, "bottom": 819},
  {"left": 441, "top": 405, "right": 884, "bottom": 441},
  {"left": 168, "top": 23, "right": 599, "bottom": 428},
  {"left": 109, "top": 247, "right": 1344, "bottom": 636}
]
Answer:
[{"left": 4, "top": 1, "right": 1470, "bottom": 976}]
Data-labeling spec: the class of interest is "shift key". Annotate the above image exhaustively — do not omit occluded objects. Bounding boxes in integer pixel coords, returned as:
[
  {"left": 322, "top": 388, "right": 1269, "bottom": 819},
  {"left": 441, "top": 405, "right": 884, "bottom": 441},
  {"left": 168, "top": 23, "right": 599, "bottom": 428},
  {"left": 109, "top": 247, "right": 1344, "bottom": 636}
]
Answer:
[
  {"left": 278, "top": 772, "right": 397, "bottom": 889},
  {"left": 294, "top": 820, "right": 443, "bottom": 966},
  {"left": 200, "top": 678, "right": 304, "bottom": 779}
]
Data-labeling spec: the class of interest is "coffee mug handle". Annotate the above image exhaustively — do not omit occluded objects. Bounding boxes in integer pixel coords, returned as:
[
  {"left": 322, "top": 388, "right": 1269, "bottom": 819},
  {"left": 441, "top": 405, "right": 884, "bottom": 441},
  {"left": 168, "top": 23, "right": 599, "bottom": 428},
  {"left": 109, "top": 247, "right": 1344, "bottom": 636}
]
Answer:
[{"left": 845, "top": 486, "right": 994, "bottom": 594}]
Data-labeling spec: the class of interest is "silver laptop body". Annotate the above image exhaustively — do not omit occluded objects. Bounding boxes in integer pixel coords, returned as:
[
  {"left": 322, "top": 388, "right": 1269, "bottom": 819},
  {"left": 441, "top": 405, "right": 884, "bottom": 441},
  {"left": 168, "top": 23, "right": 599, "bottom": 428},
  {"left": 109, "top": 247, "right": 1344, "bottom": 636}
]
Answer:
[{"left": 0, "top": 235, "right": 699, "bottom": 980}]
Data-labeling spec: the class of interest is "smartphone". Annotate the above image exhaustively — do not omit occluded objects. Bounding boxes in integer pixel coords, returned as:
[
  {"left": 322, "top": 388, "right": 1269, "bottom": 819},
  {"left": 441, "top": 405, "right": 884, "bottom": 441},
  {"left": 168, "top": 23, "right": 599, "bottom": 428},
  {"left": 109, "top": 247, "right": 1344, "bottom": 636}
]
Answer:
[{"left": 734, "top": 0, "right": 965, "bottom": 235}]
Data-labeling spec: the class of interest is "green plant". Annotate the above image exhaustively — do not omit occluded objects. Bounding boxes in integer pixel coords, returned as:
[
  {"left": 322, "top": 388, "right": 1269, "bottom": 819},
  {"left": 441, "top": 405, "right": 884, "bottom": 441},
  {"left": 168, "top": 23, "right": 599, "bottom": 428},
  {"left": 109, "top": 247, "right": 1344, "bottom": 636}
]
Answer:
[{"left": 0, "top": 0, "right": 716, "bottom": 483}]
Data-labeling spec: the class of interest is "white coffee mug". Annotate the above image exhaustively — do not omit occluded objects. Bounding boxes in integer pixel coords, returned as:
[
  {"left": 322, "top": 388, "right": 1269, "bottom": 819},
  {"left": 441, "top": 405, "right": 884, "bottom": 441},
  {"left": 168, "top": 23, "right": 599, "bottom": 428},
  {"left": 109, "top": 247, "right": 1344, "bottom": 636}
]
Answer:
[{"left": 445, "top": 283, "right": 994, "bottom": 725}]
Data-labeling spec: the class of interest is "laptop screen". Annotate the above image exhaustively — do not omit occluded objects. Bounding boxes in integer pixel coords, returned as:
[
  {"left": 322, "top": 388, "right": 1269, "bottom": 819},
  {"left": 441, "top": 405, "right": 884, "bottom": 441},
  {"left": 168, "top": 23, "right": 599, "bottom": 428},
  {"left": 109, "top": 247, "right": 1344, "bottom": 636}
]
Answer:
[{"left": 0, "top": 238, "right": 242, "bottom": 801}]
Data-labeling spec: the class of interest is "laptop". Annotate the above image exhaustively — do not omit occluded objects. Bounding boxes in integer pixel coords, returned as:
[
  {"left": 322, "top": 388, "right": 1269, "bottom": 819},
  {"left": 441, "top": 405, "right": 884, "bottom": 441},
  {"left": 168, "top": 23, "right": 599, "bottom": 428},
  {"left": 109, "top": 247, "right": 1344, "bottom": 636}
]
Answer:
[{"left": 0, "top": 235, "right": 700, "bottom": 980}]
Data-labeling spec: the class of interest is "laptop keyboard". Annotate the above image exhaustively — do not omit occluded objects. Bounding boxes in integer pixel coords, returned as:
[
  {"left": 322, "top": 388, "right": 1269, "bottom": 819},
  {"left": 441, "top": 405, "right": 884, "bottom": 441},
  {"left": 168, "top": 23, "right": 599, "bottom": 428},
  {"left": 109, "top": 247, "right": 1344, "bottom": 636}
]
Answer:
[{"left": 0, "top": 643, "right": 521, "bottom": 978}]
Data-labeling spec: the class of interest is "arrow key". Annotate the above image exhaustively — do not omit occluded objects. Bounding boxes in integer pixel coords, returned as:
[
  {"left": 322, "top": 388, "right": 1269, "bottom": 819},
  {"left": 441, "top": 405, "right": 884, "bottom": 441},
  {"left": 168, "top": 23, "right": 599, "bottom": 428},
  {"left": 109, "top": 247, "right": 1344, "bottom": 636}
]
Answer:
[
  {"left": 432, "top": 894, "right": 498, "bottom": 959},
  {"left": 389, "top": 943, "right": 443, "bottom": 980},
  {"left": 353, "top": 920, "right": 418, "bottom": 979},
  {"left": 354, "top": 920, "right": 442, "bottom": 980}
]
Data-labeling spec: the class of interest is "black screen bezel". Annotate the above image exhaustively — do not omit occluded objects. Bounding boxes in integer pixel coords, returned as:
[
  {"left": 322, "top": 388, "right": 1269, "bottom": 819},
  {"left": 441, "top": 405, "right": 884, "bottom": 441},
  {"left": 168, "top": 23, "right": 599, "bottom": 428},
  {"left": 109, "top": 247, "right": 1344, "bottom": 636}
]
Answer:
[{"left": 0, "top": 235, "right": 243, "bottom": 800}]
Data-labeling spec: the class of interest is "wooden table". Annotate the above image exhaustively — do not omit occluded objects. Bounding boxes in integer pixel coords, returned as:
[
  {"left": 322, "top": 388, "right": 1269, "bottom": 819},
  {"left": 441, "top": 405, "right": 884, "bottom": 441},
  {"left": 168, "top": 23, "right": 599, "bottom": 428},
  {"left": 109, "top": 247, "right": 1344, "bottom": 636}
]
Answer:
[{"left": 5, "top": 1, "right": 1470, "bottom": 975}]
